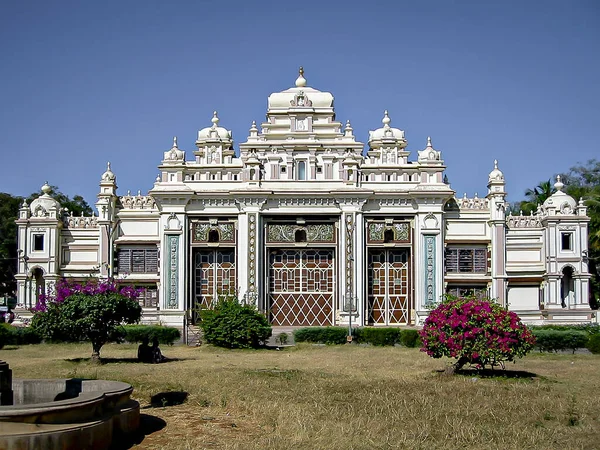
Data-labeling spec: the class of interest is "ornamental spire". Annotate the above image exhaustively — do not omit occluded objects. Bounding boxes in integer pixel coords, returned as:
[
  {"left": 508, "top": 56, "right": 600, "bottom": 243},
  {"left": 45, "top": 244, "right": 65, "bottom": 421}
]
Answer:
[
  {"left": 211, "top": 111, "right": 219, "bottom": 127},
  {"left": 554, "top": 175, "right": 564, "bottom": 192},
  {"left": 382, "top": 110, "right": 391, "bottom": 127},
  {"left": 295, "top": 66, "right": 307, "bottom": 87}
]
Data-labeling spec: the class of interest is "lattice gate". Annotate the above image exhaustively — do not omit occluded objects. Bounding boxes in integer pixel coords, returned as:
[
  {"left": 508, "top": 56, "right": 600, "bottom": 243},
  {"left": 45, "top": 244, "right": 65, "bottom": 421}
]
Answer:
[
  {"left": 268, "top": 249, "right": 334, "bottom": 326},
  {"left": 367, "top": 249, "right": 410, "bottom": 325},
  {"left": 193, "top": 250, "right": 236, "bottom": 309}
]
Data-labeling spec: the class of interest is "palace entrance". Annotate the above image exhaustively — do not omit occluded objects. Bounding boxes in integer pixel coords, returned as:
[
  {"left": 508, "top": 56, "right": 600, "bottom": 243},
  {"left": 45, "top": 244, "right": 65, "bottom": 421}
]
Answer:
[
  {"left": 268, "top": 249, "right": 335, "bottom": 326},
  {"left": 367, "top": 249, "right": 411, "bottom": 325},
  {"left": 193, "top": 249, "right": 236, "bottom": 309}
]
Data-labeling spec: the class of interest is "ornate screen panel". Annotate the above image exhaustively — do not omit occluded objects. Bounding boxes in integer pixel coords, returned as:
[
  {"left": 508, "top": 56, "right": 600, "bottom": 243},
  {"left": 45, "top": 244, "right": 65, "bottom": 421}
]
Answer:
[
  {"left": 268, "top": 249, "right": 334, "bottom": 326},
  {"left": 193, "top": 250, "right": 236, "bottom": 309},
  {"left": 367, "top": 249, "right": 410, "bottom": 325}
]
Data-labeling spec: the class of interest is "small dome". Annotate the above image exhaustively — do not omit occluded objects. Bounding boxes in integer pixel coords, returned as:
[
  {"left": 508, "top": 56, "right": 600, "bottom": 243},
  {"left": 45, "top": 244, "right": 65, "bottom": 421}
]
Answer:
[
  {"left": 417, "top": 137, "right": 441, "bottom": 162},
  {"left": 488, "top": 160, "right": 504, "bottom": 182},
  {"left": 30, "top": 182, "right": 61, "bottom": 217},
  {"left": 197, "top": 111, "right": 233, "bottom": 141},
  {"left": 163, "top": 137, "right": 185, "bottom": 162},
  {"left": 368, "top": 111, "right": 406, "bottom": 143},
  {"left": 101, "top": 162, "right": 116, "bottom": 182},
  {"left": 543, "top": 175, "right": 577, "bottom": 214}
]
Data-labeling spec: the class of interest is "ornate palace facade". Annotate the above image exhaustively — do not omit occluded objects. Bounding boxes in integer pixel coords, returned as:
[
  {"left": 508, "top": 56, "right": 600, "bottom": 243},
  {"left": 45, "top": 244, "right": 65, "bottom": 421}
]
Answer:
[{"left": 15, "top": 69, "right": 593, "bottom": 326}]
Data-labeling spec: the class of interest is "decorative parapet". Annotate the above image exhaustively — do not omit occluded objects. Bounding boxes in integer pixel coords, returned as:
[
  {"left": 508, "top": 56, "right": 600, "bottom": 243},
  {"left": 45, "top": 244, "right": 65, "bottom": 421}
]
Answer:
[
  {"left": 119, "top": 191, "right": 157, "bottom": 210},
  {"left": 506, "top": 211, "right": 543, "bottom": 228},
  {"left": 456, "top": 194, "right": 489, "bottom": 210},
  {"left": 63, "top": 213, "right": 99, "bottom": 228}
]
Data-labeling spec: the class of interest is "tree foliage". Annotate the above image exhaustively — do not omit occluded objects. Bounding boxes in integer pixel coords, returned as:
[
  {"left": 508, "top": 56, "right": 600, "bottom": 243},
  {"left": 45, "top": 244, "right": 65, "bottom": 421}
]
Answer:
[
  {"left": 0, "top": 193, "right": 22, "bottom": 296},
  {"left": 31, "top": 279, "right": 142, "bottom": 362},
  {"left": 420, "top": 296, "right": 535, "bottom": 373}
]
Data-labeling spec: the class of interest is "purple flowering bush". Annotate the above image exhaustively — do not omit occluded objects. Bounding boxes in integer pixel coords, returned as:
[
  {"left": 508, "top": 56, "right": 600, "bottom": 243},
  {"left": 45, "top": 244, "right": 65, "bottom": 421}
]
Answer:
[
  {"left": 419, "top": 296, "right": 536, "bottom": 372},
  {"left": 31, "top": 278, "right": 143, "bottom": 362}
]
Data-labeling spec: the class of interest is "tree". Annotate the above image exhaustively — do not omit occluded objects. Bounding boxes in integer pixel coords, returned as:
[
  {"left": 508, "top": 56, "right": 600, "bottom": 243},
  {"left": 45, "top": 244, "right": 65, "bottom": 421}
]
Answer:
[
  {"left": 516, "top": 179, "right": 555, "bottom": 215},
  {"left": 31, "top": 279, "right": 142, "bottom": 363},
  {"left": 419, "top": 296, "right": 535, "bottom": 374},
  {"left": 0, "top": 193, "right": 22, "bottom": 296}
]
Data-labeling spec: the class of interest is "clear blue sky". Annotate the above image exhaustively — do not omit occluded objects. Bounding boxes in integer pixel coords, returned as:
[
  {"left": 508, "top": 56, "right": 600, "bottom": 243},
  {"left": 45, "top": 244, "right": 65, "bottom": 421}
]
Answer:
[{"left": 1, "top": 0, "right": 598, "bottom": 208}]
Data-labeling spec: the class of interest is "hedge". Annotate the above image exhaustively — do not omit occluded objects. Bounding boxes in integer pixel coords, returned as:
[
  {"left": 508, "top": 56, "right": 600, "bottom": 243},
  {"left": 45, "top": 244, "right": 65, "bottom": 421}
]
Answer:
[
  {"left": 399, "top": 329, "right": 421, "bottom": 348},
  {"left": 294, "top": 327, "right": 422, "bottom": 347},
  {"left": 0, "top": 324, "right": 43, "bottom": 348},
  {"left": 294, "top": 327, "right": 348, "bottom": 345},
  {"left": 532, "top": 324, "right": 600, "bottom": 335},
  {"left": 119, "top": 325, "right": 181, "bottom": 345},
  {"left": 532, "top": 329, "right": 589, "bottom": 354},
  {"left": 354, "top": 328, "right": 401, "bottom": 346},
  {"left": 587, "top": 334, "right": 600, "bottom": 354}
]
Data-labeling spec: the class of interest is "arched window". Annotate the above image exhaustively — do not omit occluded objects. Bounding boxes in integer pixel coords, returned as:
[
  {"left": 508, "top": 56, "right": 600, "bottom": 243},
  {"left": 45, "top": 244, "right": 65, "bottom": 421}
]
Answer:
[
  {"left": 208, "top": 229, "right": 220, "bottom": 243},
  {"left": 384, "top": 229, "right": 395, "bottom": 243},
  {"left": 295, "top": 229, "right": 307, "bottom": 243},
  {"left": 298, "top": 161, "right": 306, "bottom": 180}
]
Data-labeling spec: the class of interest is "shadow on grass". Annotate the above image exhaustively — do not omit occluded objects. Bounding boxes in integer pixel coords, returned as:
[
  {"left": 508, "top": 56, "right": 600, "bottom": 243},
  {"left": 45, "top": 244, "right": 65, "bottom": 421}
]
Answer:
[
  {"left": 64, "top": 357, "right": 184, "bottom": 364},
  {"left": 110, "top": 413, "right": 167, "bottom": 449},
  {"left": 437, "top": 368, "right": 540, "bottom": 379},
  {"left": 144, "top": 391, "right": 189, "bottom": 408}
]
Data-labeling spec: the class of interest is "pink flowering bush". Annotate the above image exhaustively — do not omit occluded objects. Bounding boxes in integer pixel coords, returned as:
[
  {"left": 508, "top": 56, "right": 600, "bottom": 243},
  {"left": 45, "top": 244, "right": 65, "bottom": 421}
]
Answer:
[
  {"left": 419, "top": 296, "right": 535, "bottom": 372},
  {"left": 31, "top": 278, "right": 143, "bottom": 362}
]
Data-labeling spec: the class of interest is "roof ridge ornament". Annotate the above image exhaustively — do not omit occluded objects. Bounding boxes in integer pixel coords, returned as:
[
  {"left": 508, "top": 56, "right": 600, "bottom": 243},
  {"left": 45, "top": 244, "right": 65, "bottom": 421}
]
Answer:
[{"left": 295, "top": 66, "right": 307, "bottom": 87}]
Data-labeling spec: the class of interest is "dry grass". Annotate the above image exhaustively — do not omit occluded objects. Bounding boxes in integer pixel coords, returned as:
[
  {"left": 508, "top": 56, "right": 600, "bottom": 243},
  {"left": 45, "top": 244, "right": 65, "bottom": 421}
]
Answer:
[{"left": 3, "top": 343, "right": 600, "bottom": 450}]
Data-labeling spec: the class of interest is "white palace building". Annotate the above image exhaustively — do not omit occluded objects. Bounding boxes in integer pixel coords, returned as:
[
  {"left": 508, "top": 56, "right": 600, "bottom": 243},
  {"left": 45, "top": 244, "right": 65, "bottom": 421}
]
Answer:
[{"left": 15, "top": 69, "right": 593, "bottom": 327}]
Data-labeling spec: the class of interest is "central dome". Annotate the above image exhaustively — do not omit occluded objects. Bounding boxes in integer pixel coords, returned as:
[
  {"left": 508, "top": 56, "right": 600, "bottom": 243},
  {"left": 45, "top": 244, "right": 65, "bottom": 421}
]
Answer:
[{"left": 267, "top": 67, "right": 334, "bottom": 110}]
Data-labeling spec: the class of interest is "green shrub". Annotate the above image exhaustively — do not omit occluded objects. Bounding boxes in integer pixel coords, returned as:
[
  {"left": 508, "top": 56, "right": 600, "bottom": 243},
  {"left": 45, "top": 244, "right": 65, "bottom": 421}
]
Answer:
[
  {"left": 293, "top": 327, "right": 348, "bottom": 345},
  {"left": 587, "top": 334, "right": 600, "bottom": 354},
  {"left": 0, "top": 324, "right": 9, "bottom": 349},
  {"left": 400, "top": 329, "right": 421, "bottom": 348},
  {"left": 532, "top": 329, "right": 588, "bottom": 354},
  {"left": 354, "top": 328, "right": 400, "bottom": 346},
  {"left": 277, "top": 332, "right": 289, "bottom": 345},
  {"left": 120, "top": 325, "right": 181, "bottom": 345},
  {"left": 199, "top": 298, "right": 272, "bottom": 349}
]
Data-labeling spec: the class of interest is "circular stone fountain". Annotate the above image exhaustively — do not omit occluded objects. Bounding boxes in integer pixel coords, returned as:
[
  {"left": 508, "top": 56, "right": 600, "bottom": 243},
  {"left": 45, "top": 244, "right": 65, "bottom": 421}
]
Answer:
[{"left": 0, "top": 361, "right": 140, "bottom": 450}]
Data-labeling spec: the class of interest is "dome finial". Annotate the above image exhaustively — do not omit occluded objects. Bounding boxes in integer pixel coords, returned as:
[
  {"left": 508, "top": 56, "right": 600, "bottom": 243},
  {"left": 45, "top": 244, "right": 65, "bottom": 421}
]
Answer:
[
  {"left": 382, "top": 110, "right": 391, "bottom": 127},
  {"left": 295, "top": 66, "right": 307, "bottom": 87},
  {"left": 555, "top": 175, "right": 564, "bottom": 191},
  {"left": 494, "top": 159, "right": 498, "bottom": 169},
  {"left": 427, "top": 136, "right": 433, "bottom": 147},
  {"left": 172, "top": 136, "right": 178, "bottom": 148},
  {"left": 211, "top": 111, "right": 219, "bottom": 127},
  {"left": 41, "top": 182, "right": 51, "bottom": 195}
]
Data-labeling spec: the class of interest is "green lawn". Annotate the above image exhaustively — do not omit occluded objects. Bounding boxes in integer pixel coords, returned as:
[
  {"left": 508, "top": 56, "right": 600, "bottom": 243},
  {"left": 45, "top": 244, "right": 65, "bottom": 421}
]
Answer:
[{"left": 2, "top": 343, "right": 600, "bottom": 449}]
